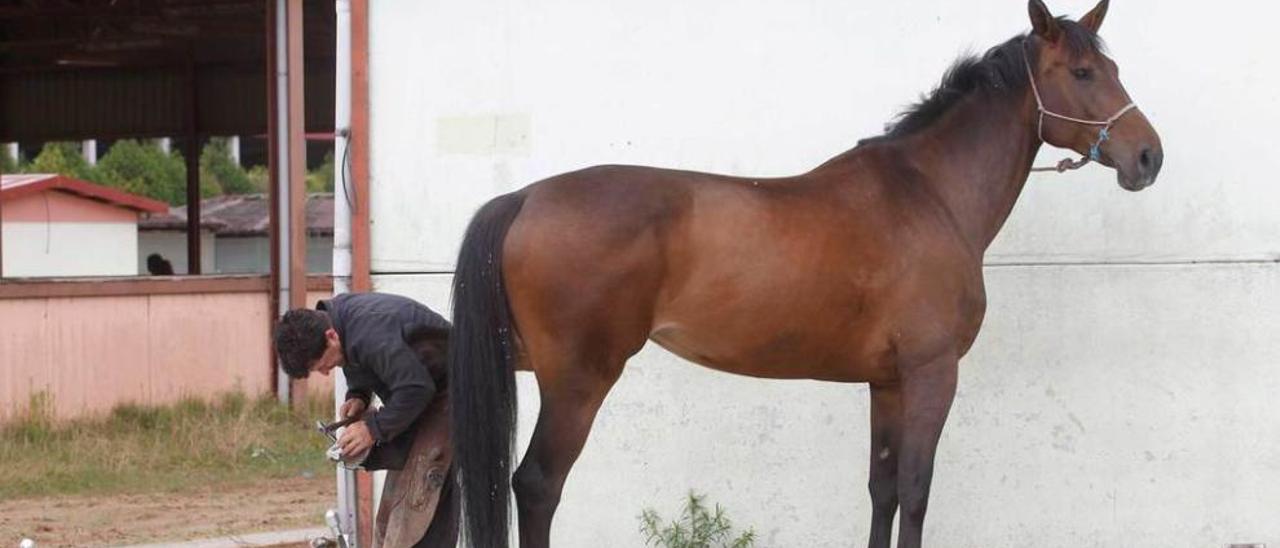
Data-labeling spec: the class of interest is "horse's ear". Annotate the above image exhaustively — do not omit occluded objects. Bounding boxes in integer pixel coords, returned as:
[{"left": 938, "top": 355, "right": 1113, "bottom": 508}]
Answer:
[
  {"left": 1028, "top": 0, "right": 1062, "bottom": 42},
  {"left": 1079, "top": 0, "right": 1109, "bottom": 34}
]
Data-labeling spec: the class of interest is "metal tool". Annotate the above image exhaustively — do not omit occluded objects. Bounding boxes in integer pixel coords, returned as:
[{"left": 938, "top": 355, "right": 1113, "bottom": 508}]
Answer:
[
  {"left": 316, "top": 415, "right": 369, "bottom": 469},
  {"left": 320, "top": 508, "right": 353, "bottom": 548},
  {"left": 315, "top": 415, "right": 361, "bottom": 442}
]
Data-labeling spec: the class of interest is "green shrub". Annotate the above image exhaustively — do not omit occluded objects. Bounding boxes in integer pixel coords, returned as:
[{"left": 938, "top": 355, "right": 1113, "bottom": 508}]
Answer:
[
  {"left": 246, "top": 164, "right": 270, "bottom": 191},
  {"left": 640, "top": 491, "right": 756, "bottom": 548},
  {"left": 306, "top": 150, "right": 336, "bottom": 192}
]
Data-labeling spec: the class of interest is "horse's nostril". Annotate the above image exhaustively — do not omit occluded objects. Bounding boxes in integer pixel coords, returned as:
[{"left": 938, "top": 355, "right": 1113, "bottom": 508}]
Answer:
[{"left": 1139, "top": 147, "right": 1153, "bottom": 170}]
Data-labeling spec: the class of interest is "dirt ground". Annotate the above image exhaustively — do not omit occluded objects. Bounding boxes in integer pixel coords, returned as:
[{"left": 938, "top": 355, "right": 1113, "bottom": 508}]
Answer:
[{"left": 0, "top": 475, "right": 335, "bottom": 547}]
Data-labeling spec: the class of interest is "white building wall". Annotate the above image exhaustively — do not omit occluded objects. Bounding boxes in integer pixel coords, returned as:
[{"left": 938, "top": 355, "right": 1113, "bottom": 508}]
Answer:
[
  {"left": 137, "top": 231, "right": 217, "bottom": 275},
  {"left": 307, "top": 235, "right": 333, "bottom": 274},
  {"left": 368, "top": 1, "right": 1280, "bottom": 546},
  {"left": 215, "top": 237, "right": 271, "bottom": 274},
  {"left": 3, "top": 222, "right": 138, "bottom": 277},
  {"left": 212, "top": 235, "right": 332, "bottom": 274}
]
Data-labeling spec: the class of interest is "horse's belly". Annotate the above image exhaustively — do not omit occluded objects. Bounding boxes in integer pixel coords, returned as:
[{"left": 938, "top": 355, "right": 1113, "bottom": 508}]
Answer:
[
  {"left": 647, "top": 316, "right": 895, "bottom": 383},
  {"left": 646, "top": 262, "right": 973, "bottom": 384}
]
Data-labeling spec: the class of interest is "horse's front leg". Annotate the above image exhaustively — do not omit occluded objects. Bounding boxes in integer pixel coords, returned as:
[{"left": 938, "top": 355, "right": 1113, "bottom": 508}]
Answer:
[
  {"left": 895, "top": 354, "right": 958, "bottom": 548},
  {"left": 867, "top": 384, "right": 903, "bottom": 548}
]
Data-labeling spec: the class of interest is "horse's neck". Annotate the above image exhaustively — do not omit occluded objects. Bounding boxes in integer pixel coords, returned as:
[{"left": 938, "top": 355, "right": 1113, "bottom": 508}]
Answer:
[{"left": 895, "top": 92, "right": 1042, "bottom": 253}]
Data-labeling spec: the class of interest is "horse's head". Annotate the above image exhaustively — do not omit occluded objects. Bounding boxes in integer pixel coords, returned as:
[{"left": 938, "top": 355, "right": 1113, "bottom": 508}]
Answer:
[{"left": 1025, "top": 0, "right": 1162, "bottom": 191}]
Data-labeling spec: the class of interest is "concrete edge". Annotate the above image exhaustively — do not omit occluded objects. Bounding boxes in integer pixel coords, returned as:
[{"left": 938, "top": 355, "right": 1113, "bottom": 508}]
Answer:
[{"left": 117, "top": 526, "right": 331, "bottom": 548}]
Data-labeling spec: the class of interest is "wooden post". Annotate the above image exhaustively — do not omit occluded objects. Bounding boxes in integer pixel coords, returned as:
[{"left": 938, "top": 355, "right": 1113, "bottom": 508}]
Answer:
[
  {"left": 285, "top": 0, "right": 308, "bottom": 401},
  {"left": 0, "top": 145, "right": 6, "bottom": 279},
  {"left": 185, "top": 55, "right": 202, "bottom": 274},
  {"left": 266, "top": 0, "right": 282, "bottom": 391},
  {"left": 352, "top": 2, "right": 376, "bottom": 543},
  {"left": 351, "top": 0, "right": 371, "bottom": 295},
  {"left": 349, "top": 1, "right": 375, "bottom": 543}
]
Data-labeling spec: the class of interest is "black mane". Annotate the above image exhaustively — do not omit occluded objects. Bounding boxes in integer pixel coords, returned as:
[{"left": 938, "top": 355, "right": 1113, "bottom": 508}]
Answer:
[{"left": 861, "top": 17, "right": 1104, "bottom": 145}]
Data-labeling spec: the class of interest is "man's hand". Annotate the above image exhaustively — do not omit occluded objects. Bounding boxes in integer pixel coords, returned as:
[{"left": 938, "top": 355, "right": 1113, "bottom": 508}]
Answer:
[
  {"left": 338, "top": 420, "right": 375, "bottom": 461},
  {"left": 340, "top": 397, "right": 367, "bottom": 419}
]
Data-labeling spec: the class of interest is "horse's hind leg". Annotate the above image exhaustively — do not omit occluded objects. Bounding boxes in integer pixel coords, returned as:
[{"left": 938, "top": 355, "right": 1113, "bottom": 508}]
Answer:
[
  {"left": 895, "top": 355, "right": 958, "bottom": 548},
  {"left": 512, "top": 348, "right": 625, "bottom": 548},
  {"left": 867, "top": 384, "right": 904, "bottom": 548}
]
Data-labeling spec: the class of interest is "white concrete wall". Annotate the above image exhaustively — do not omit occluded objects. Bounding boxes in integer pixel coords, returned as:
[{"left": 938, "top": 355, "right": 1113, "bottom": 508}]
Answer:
[
  {"left": 137, "top": 230, "right": 217, "bottom": 275},
  {"left": 368, "top": 1, "right": 1280, "bottom": 546},
  {"left": 3, "top": 222, "right": 138, "bottom": 277},
  {"left": 375, "top": 270, "right": 1280, "bottom": 547}
]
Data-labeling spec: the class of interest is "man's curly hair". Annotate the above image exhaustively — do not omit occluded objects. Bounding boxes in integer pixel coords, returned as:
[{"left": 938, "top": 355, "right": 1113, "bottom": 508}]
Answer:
[{"left": 275, "top": 309, "right": 332, "bottom": 379}]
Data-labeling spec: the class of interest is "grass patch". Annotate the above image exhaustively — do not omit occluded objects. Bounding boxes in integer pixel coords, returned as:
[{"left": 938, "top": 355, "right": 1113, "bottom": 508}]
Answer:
[{"left": 0, "top": 391, "right": 334, "bottom": 499}]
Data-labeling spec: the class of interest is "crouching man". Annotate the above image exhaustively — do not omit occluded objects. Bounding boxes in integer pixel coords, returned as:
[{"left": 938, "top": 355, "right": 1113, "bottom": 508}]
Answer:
[{"left": 275, "top": 292, "right": 457, "bottom": 548}]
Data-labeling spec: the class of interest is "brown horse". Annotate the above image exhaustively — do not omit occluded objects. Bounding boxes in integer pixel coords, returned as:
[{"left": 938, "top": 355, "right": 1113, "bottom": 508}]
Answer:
[{"left": 448, "top": 1, "right": 1162, "bottom": 547}]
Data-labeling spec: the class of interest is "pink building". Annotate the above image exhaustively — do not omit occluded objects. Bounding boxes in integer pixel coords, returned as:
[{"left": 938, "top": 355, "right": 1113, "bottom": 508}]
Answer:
[{"left": 1, "top": 174, "right": 168, "bottom": 277}]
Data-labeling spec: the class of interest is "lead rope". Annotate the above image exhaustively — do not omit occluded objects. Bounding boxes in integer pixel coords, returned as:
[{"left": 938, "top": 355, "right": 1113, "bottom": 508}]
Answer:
[{"left": 1023, "top": 43, "right": 1137, "bottom": 173}]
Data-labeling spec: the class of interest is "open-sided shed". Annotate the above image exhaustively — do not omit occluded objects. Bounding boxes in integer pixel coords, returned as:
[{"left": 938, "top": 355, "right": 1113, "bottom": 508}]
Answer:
[{"left": 0, "top": 0, "right": 359, "bottom": 470}]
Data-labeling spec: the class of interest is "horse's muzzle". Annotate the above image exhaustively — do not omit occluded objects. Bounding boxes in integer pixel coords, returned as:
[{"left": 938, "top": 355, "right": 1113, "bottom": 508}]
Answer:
[{"left": 1117, "top": 142, "right": 1163, "bottom": 191}]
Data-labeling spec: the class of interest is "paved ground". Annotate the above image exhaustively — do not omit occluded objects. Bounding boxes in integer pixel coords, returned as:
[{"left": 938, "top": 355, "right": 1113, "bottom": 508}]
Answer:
[{"left": 1, "top": 475, "right": 335, "bottom": 547}]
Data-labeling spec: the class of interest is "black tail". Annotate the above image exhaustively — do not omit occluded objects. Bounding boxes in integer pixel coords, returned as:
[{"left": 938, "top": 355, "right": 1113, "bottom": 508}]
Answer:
[{"left": 449, "top": 191, "right": 527, "bottom": 548}]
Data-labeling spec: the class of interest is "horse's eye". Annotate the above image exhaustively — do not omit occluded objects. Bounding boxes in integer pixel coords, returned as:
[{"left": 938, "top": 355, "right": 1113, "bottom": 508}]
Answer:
[{"left": 1072, "top": 68, "right": 1093, "bottom": 81}]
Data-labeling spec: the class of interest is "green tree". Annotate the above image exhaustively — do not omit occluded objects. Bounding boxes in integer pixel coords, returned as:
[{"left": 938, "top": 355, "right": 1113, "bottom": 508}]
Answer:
[
  {"left": 201, "top": 138, "right": 256, "bottom": 195},
  {"left": 306, "top": 150, "right": 335, "bottom": 193},
  {"left": 94, "top": 140, "right": 196, "bottom": 205},
  {"left": 25, "top": 142, "right": 94, "bottom": 180}
]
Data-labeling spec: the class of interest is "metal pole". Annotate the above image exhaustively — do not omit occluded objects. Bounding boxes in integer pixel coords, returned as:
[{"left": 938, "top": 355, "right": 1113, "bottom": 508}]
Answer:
[
  {"left": 229, "top": 135, "right": 241, "bottom": 166},
  {"left": 81, "top": 139, "right": 96, "bottom": 165},
  {"left": 274, "top": 0, "right": 293, "bottom": 404},
  {"left": 332, "top": 0, "right": 360, "bottom": 542}
]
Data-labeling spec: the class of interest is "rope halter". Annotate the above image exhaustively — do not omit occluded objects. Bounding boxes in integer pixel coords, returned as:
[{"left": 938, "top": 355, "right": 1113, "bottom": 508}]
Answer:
[{"left": 1022, "top": 41, "right": 1138, "bottom": 173}]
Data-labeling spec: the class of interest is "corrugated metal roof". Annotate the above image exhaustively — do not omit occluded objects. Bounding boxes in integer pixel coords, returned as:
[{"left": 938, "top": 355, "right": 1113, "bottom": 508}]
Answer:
[
  {"left": 1, "top": 69, "right": 187, "bottom": 141},
  {"left": 0, "top": 0, "right": 335, "bottom": 142},
  {"left": 139, "top": 192, "right": 332, "bottom": 237},
  {"left": 0, "top": 65, "right": 334, "bottom": 142}
]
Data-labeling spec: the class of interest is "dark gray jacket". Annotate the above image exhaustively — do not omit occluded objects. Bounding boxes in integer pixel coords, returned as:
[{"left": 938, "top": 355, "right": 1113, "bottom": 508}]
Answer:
[{"left": 317, "top": 292, "right": 449, "bottom": 443}]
